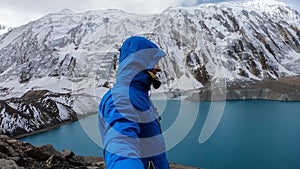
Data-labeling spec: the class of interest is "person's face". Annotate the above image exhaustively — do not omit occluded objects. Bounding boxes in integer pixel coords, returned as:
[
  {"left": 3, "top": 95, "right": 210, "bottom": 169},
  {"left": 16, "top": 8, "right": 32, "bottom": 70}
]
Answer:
[{"left": 151, "top": 64, "right": 161, "bottom": 75}]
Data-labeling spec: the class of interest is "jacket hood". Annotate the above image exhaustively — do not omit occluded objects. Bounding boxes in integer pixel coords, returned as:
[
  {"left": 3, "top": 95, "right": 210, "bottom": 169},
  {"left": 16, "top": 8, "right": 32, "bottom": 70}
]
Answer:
[
  {"left": 114, "top": 36, "right": 166, "bottom": 89},
  {"left": 119, "top": 36, "right": 161, "bottom": 63}
]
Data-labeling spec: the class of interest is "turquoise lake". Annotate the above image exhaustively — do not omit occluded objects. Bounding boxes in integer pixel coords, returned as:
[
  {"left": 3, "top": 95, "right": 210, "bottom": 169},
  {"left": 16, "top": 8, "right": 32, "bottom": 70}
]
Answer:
[{"left": 20, "top": 100, "right": 300, "bottom": 169}]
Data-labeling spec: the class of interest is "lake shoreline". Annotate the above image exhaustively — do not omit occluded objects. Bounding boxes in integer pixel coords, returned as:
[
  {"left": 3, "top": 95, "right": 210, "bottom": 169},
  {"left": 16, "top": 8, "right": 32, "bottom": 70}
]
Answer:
[
  {"left": 153, "top": 78, "right": 300, "bottom": 102},
  {"left": 185, "top": 88, "right": 300, "bottom": 101},
  {"left": 151, "top": 77, "right": 300, "bottom": 102},
  {"left": 14, "top": 113, "right": 92, "bottom": 139},
  {"left": 14, "top": 94, "right": 300, "bottom": 140}
]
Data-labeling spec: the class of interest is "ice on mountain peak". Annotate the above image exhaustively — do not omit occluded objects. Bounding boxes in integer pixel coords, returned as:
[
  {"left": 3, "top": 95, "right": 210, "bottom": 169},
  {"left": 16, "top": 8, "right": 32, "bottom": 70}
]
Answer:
[
  {"left": 59, "top": 9, "right": 75, "bottom": 14},
  {"left": 0, "top": 24, "right": 12, "bottom": 35},
  {"left": 247, "top": 0, "right": 285, "bottom": 5}
]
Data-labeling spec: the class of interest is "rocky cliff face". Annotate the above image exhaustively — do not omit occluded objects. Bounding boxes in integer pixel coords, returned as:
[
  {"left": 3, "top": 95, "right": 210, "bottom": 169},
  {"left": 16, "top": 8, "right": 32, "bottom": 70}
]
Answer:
[
  {"left": 0, "top": 0, "right": 299, "bottom": 136},
  {"left": 0, "top": 88, "right": 106, "bottom": 137},
  {"left": 1, "top": 90, "right": 84, "bottom": 137}
]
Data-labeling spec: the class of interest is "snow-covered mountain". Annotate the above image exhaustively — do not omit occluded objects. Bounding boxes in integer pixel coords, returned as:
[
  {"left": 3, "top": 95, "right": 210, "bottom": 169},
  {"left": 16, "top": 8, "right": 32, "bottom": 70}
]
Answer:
[{"left": 0, "top": 0, "right": 300, "bottom": 136}]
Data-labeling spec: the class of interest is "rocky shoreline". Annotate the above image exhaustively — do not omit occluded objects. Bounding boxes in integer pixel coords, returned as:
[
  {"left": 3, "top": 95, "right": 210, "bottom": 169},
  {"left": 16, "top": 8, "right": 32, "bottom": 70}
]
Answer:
[
  {"left": 151, "top": 78, "right": 300, "bottom": 102},
  {"left": 0, "top": 134, "right": 200, "bottom": 169},
  {"left": 184, "top": 78, "right": 300, "bottom": 101}
]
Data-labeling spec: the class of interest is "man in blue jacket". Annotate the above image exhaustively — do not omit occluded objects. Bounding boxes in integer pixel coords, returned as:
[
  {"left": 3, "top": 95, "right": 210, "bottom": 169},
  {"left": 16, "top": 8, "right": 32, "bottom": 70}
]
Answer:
[{"left": 98, "top": 36, "right": 170, "bottom": 169}]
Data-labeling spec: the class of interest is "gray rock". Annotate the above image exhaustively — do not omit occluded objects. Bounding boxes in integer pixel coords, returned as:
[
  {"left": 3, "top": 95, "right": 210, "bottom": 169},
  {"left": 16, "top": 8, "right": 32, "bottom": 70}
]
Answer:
[
  {"left": 0, "top": 141, "right": 10, "bottom": 153},
  {"left": 62, "top": 149, "right": 74, "bottom": 159},
  {"left": 7, "top": 146, "right": 18, "bottom": 157},
  {"left": 7, "top": 139, "right": 18, "bottom": 144},
  {"left": 0, "top": 135, "right": 10, "bottom": 140},
  {"left": 45, "top": 155, "right": 54, "bottom": 168},
  {"left": 25, "top": 144, "right": 63, "bottom": 161},
  {"left": 0, "top": 159, "right": 20, "bottom": 169}
]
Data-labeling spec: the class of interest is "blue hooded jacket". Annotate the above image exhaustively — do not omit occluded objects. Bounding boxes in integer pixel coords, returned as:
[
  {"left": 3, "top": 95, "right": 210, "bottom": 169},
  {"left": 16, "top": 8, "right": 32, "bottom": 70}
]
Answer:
[{"left": 98, "top": 36, "right": 170, "bottom": 169}]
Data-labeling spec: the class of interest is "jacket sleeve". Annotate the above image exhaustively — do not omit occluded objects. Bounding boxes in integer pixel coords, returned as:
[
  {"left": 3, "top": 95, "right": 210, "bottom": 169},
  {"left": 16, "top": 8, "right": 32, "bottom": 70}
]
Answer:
[{"left": 99, "top": 93, "right": 144, "bottom": 169}]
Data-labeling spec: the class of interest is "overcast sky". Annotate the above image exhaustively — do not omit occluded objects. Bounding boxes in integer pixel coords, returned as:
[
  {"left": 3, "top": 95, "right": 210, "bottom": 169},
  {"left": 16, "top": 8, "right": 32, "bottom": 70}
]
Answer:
[{"left": 0, "top": 0, "right": 299, "bottom": 27}]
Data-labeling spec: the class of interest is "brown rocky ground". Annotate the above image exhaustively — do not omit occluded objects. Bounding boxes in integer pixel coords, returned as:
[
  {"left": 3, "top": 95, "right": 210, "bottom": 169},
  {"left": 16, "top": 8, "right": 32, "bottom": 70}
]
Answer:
[{"left": 0, "top": 134, "right": 200, "bottom": 169}]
